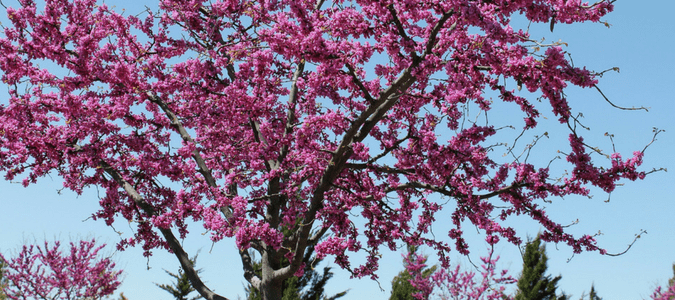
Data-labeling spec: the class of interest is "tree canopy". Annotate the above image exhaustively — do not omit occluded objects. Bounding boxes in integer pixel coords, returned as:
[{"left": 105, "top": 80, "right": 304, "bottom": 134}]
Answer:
[{"left": 0, "top": 0, "right": 657, "bottom": 299}]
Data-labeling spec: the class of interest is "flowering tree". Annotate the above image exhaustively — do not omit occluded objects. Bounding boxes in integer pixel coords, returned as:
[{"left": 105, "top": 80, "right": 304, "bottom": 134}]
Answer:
[
  {"left": 0, "top": 0, "right": 658, "bottom": 299},
  {"left": 402, "top": 248, "right": 515, "bottom": 300},
  {"left": 391, "top": 246, "right": 437, "bottom": 300},
  {"left": 651, "top": 285, "right": 675, "bottom": 300},
  {"left": 0, "top": 239, "right": 121, "bottom": 300},
  {"left": 1, "top": 256, "right": 8, "bottom": 300},
  {"left": 650, "top": 264, "right": 675, "bottom": 300},
  {"left": 433, "top": 253, "right": 516, "bottom": 300}
]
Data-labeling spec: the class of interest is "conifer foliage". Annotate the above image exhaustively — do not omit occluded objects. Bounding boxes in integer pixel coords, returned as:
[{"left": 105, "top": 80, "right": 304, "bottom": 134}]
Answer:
[
  {"left": 514, "top": 237, "right": 565, "bottom": 300},
  {"left": 156, "top": 255, "right": 204, "bottom": 300},
  {"left": 587, "top": 284, "right": 602, "bottom": 300}
]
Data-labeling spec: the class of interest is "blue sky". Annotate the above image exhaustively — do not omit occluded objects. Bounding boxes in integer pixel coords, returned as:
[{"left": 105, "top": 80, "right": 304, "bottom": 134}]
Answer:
[{"left": 1, "top": 1, "right": 674, "bottom": 299}]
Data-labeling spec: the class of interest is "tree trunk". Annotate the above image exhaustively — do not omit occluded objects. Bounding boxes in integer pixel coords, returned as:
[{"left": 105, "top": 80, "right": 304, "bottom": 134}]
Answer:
[
  {"left": 259, "top": 251, "right": 284, "bottom": 300},
  {"left": 259, "top": 277, "right": 284, "bottom": 300}
]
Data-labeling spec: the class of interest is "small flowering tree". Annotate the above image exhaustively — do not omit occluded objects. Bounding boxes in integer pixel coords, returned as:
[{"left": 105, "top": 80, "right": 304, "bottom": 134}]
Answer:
[
  {"left": 403, "top": 248, "right": 516, "bottom": 300},
  {"left": 0, "top": 239, "right": 121, "bottom": 300},
  {"left": 0, "top": 0, "right": 660, "bottom": 300},
  {"left": 391, "top": 246, "right": 437, "bottom": 300},
  {"left": 650, "top": 264, "right": 675, "bottom": 300},
  {"left": 651, "top": 285, "right": 675, "bottom": 300},
  {"left": 0, "top": 257, "right": 8, "bottom": 300}
]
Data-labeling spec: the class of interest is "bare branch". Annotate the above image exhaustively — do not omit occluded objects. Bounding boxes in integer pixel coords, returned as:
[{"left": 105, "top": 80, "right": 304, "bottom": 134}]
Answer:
[
  {"left": 314, "top": 0, "right": 326, "bottom": 11},
  {"left": 99, "top": 161, "right": 155, "bottom": 214},
  {"left": 307, "top": 226, "right": 330, "bottom": 246},
  {"left": 249, "top": 118, "right": 277, "bottom": 171},
  {"left": 368, "top": 130, "right": 412, "bottom": 164},
  {"left": 593, "top": 84, "right": 648, "bottom": 111},
  {"left": 605, "top": 229, "right": 647, "bottom": 257}
]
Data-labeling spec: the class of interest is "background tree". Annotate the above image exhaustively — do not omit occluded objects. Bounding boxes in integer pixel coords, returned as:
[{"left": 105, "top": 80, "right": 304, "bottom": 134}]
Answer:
[
  {"left": 245, "top": 244, "right": 347, "bottom": 300},
  {"left": 588, "top": 284, "right": 601, "bottom": 300},
  {"left": 390, "top": 245, "right": 437, "bottom": 300},
  {"left": 0, "top": 1, "right": 657, "bottom": 300},
  {"left": 514, "top": 237, "right": 565, "bottom": 300},
  {"left": 156, "top": 254, "right": 203, "bottom": 300},
  {"left": 394, "top": 246, "right": 516, "bottom": 300},
  {"left": 0, "top": 257, "right": 7, "bottom": 300},
  {"left": 650, "top": 264, "right": 675, "bottom": 300},
  {"left": 0, "top": 239, "right": 121, "bottom": 300}
]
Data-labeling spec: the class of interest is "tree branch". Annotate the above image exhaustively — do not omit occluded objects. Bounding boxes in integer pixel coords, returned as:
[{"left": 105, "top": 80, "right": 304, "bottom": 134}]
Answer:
[
  {"left": 146, "top": 92, "right": 235, "bottom": 221},
  {"left": 384, "top": 181, "right": 526, "bottom": 200},
  {"left": 291, "top": 9, "right": 459, "bottom": 280},
  {"left": 278, "top": 60, "right": 305, "bottom": 166},
  {"left": 345, "top": 63, "right": 375, "bottom": 103},
  {"left": 344, "top": 163, "right": 414, "bottom": 175},
  {"left": 593, "top": 84, "right": 648, "bottom": 111},
  {"left": 99, "top": 161, "right": 228, "bottom": 300},
  {"left": 146, "top": 92, "right": 218, "bottom": 187},
  {"left": 240, "top": 249, "right": 262, "bottom": 290}
]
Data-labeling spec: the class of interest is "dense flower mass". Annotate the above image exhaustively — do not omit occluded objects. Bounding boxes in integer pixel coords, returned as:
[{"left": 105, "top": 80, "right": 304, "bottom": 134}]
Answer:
[{"left": 0, "top": 0, "right": 654, "bottom": 299}]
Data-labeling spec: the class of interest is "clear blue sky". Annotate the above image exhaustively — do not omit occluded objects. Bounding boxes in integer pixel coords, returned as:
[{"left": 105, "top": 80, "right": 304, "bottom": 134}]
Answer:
[{"left": 1, "top": 1, "right": 674, "bottom": 299}]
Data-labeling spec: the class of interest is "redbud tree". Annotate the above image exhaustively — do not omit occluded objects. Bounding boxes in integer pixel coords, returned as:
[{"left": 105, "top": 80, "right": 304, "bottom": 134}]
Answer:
[
  {"left": 404, "top": 249, "right": 516, "bottom": 300},
  {"left": 0, "top": 239, "right": 121, "bottom": 300},
  {"left": 651, "top": 285, "right": 675, "bottom": 300},
  {"left": 650, "top": 265, "right": 675, "bottom": 300},
  {"left": 0, "top": 0, "right": 658, "bottom": 299}
]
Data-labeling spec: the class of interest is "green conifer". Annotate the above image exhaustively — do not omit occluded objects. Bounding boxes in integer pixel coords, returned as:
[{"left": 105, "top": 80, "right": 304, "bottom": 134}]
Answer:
[
  {"left": 156, "top": 254, "right": 203, "bottom": 300},
  {"left": 514, "top": 236, "right": 565, "bottom": 300},
  {"left": 389, "top": 245, "right": 437, "bottom": 300},
  {"left": 588, "top": 284, "right": 602, "bottom": 300}
]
